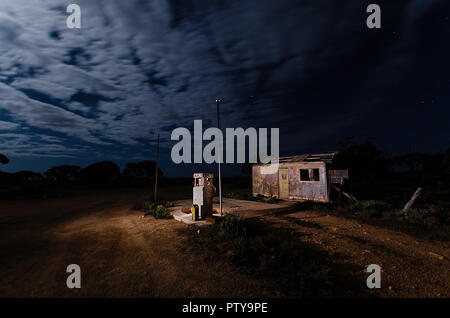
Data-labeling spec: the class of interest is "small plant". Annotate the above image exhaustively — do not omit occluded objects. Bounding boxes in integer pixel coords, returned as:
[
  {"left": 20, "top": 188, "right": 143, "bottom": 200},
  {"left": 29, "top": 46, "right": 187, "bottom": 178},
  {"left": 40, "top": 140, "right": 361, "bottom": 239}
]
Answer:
[
  {"left": 218, "top": 214, "right": 248, "bottom": 237},
  {"left": 394, "top": 200, "right": 449, "bottom": 224},
  {"left": 132, "top": 198, "right": 174, "bottom": 219},
  {"left": 151, "top": 205, "right": 173, "bottom": 219},
  {"left": 353, "top": 200, "right": 392, "bottom": 211},
  {"left": 349, "top": 200, "right": 392, "bottom": 218},
  {"left": 217, "top": 214, "right": 249, "bottom": 257},
  {"left": 163, "top": 201, "right": 175, "bottom": 208}
]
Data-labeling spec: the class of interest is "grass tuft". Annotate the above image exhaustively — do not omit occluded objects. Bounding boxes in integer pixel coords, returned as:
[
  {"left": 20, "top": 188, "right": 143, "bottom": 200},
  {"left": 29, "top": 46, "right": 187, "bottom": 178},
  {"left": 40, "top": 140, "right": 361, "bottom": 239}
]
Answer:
[{"left": 132, "top": 197, "right": 174, "bottom": 219}]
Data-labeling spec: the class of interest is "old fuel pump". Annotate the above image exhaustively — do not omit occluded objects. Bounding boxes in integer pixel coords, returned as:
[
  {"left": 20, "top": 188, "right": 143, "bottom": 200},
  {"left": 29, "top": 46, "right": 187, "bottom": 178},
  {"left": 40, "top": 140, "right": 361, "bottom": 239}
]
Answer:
[{"left": 192, "top": 173, "right": 214, "bottom": 221}]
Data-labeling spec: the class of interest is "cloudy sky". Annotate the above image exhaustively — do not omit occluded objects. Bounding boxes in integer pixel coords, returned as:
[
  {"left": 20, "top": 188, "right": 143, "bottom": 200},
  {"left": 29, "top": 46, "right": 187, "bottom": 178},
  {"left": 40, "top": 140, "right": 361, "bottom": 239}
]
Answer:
[{"left": 0, "top": 0, "right": 449, "bottom": 176}]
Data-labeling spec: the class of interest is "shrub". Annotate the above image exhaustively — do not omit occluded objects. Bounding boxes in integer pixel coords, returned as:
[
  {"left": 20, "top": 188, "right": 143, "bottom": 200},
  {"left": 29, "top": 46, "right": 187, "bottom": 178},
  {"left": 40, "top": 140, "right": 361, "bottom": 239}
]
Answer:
[
  {"left": 217, "top": 214, "right": 249, "bottom": 256},
  {"left": 218, "top": 214, "right": 248, "bottom": 238},
  {"left": 151, "top": 205, "right": 173, "bottom": 219},
  {"left": 349, "top": 200, "right": 392, "bottom": 217},
  {"left": 353, "top": 200, "right": 392, "bottom": 211},
  {"left": 395, "top": 202, "right": 449, "bottom": 224},
  {"left": 132, "top": 198, "right": 173, "bottom": 219},
  {"left": 395, "top": 208, "right": 427, "bottom": 220}
]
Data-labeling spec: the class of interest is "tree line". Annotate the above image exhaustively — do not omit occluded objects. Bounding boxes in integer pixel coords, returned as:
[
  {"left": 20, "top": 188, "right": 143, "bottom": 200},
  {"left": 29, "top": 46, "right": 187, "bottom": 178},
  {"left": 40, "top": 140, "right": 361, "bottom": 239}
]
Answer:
[{"left": 0, "top": 155, "right": 163, "bottom": 187}]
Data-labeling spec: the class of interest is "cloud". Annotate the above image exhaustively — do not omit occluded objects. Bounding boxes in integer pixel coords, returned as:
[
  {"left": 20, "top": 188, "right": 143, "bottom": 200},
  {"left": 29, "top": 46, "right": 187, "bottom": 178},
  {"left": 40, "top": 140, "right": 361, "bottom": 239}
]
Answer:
[
  {"left": 0, "top": 120, "right": 19, "bottom": 130},
  {"left": 0, "top": 131, "right": 91, "bottom": 158},
  {"left": 0, "top": 0, "right": 447, "bottom": 171}
]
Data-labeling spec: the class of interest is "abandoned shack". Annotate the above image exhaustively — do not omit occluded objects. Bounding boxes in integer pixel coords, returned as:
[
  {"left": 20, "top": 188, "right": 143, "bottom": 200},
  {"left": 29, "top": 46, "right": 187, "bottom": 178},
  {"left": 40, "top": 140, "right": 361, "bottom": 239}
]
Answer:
[{"left": 252, "top": 152, "right": 348, "bottom": 202}]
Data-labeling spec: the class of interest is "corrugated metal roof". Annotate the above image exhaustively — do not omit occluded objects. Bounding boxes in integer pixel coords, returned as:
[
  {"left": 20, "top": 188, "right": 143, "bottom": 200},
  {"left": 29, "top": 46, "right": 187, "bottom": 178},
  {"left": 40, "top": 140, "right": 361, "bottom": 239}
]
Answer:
[{"left": 255, "top": 152, "right": 338, "bottom": 165}]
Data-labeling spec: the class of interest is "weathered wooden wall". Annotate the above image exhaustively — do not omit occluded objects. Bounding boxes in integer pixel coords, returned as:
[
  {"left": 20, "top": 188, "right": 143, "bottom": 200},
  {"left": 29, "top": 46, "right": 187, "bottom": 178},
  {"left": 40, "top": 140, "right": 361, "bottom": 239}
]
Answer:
[
  {"left": 287, "top": 162, "right": 328, "bottom": 201},
  {"left": 252, "top": 165, "right": 278, "bottom": 197},
  {"left": 252, "top": 161, "right": 329, "bottom": 201}
]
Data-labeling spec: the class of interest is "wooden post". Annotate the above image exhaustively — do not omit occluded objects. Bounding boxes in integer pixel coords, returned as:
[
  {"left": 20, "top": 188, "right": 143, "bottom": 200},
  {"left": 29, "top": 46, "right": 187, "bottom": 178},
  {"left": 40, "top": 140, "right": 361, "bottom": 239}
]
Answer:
[
  {"left": 154, "top": 133, "right": 160, "bottom": 202},
  {"left": 327, "top": 162, "right": 332, "bottom": 202},
  {"left": 403, "top": 187, "right": 422, "bottom": 211},
  {"left": 337, "top": 178, "right": 343, "bottom": 203},
  {"left": 216, "top": 99, "right": 222, "bottom": 217}
]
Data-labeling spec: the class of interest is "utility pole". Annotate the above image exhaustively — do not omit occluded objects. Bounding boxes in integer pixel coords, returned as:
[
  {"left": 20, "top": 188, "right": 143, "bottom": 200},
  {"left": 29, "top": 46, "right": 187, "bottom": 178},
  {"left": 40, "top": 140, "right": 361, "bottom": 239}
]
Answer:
[
  {"left": 154, "top": 133, "right": 160, "bottom": 202},
  {"left": 216, "top": 99, "right": 222, "bottom": 217}
]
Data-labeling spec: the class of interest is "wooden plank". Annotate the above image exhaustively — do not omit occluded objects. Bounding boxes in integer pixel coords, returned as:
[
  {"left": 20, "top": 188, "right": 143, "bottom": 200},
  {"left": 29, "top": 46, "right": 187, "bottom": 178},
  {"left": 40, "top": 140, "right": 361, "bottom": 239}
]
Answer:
[
  {"left": 403, "top": 187, "right": 422, "bottom": 211},
  {"left": 331, "top": 185, "right": 358, "bottom": 202}
]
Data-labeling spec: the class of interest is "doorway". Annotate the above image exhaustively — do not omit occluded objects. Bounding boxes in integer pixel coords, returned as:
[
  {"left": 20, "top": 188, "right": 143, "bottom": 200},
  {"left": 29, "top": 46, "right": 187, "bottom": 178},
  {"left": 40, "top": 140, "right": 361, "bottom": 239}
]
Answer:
[{"left": 278, "top": 168, "right": 289, "bottom": 199}]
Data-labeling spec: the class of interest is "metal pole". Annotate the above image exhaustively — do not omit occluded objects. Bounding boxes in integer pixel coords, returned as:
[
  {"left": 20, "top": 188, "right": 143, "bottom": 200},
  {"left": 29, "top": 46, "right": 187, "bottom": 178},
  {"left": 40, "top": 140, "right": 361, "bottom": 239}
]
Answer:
[
  {"left": 216, "top": 99, "right": 222, "bottom": 217},
  {"left": 154, "top": 133, "right": 160, "bottom": 202}
]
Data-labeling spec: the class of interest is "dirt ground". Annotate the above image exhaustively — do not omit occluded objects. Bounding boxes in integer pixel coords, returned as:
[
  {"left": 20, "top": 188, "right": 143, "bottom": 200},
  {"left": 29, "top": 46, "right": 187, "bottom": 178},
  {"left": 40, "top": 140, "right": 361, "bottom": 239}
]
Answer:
[
  {"left": 0, "top": 187, "right": 448, "bottom": 297},
  {"left": 258, "top": 210, "right": 449, "bottom": 297}
]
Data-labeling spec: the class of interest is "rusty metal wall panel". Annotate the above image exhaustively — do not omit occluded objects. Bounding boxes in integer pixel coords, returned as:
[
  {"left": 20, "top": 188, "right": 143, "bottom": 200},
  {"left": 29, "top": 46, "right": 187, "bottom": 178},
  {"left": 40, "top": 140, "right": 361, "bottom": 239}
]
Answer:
[
  {"left": 286, "top": 162, "right": 328, "bottom": 201},
  {"left": 252, "top": 165, "right": 278, "bottom": 197},
  {"left": 252, "top": 162, "right": 329, "bottom": 201}
]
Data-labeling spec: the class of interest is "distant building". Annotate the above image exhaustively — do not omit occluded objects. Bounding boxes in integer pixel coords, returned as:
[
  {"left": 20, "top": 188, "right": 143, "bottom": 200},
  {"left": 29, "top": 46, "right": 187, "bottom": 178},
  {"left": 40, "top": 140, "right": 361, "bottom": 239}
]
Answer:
[{"left": 252, "top": 152, "right": 348, "bottom": 202}]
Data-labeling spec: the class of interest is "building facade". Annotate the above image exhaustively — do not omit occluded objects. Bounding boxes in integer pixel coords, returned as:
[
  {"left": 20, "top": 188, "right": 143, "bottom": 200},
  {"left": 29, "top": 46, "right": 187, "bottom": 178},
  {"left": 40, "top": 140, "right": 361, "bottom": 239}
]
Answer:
[{"left": 252, "top": 152, "right": 347, "bottom": 202}]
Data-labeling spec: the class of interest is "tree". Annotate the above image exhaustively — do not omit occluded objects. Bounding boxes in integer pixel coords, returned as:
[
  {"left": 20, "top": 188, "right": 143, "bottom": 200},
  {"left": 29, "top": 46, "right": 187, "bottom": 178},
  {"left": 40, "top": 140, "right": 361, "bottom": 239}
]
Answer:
[
  {"left": 422, "top": 148, "right": 450, "bottom": 177},
  {"left": 44, "top": 165, "right": 81, "bottom": 183},
  {"left": 13, "top": 171, "right": 44, "bottom": 183},
  {"left": 79, "top": 161, "right": 121, "bottom": 185},
  {"left": 333, "top": 141, "right": 389, "bottom": 181},
  {"left": 443, "top": 148, "right": 450, "bottom": 175},
  {"left": 0, "top": 154, "right": 9, "bottom": 164},
  {"left": 396, "top": 152, "right": 428, "bottom": 172},
  {"left": 122, "top": 160, "right": 163, "bottom": 183}
]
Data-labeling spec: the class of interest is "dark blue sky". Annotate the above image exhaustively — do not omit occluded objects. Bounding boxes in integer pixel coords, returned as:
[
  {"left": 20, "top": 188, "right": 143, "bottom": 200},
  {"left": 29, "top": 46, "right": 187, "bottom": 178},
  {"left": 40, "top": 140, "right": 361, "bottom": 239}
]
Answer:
[{"left": 0, "top": 0, "right": 449, "bottom": 176}]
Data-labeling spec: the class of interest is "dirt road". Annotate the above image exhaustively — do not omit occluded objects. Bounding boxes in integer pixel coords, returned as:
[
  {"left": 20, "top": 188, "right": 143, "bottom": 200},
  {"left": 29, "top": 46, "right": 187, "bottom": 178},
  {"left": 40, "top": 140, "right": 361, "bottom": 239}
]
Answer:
[
  {"left": 261, "top": 210, "right": 449, "bottom": 297},
  {"left": 0, "top": 189, "right": 448, "bottom": 297},
  {"left": 0, "top": 189, "right": 267, "bottom": 297}
]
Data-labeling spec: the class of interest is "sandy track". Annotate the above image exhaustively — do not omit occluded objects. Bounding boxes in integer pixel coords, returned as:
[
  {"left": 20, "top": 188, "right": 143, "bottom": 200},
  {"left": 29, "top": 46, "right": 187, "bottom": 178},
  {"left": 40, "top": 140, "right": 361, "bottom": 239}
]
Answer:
[
  {"left": 0, "top": 189, "right": 266, "bottom": 297},
  {"left": 0, "top": 189, "right": 448, "bottom": 297},
  {"left": 262, "top": 210, "right": 449, "bottom": 297}
]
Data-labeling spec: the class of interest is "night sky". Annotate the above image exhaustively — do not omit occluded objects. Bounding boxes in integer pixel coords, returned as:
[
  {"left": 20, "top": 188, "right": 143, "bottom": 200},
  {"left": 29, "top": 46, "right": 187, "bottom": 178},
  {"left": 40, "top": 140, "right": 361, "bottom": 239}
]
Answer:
[{"left": 0, "top": 0, "right": 449, "bottom": 177}]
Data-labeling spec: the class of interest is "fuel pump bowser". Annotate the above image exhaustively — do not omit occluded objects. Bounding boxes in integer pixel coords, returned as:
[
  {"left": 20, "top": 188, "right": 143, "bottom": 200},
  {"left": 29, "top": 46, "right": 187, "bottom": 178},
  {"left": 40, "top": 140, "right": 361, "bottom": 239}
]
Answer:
[{"left": 192, "top": 173, "right": 214, "bottom": 221}]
